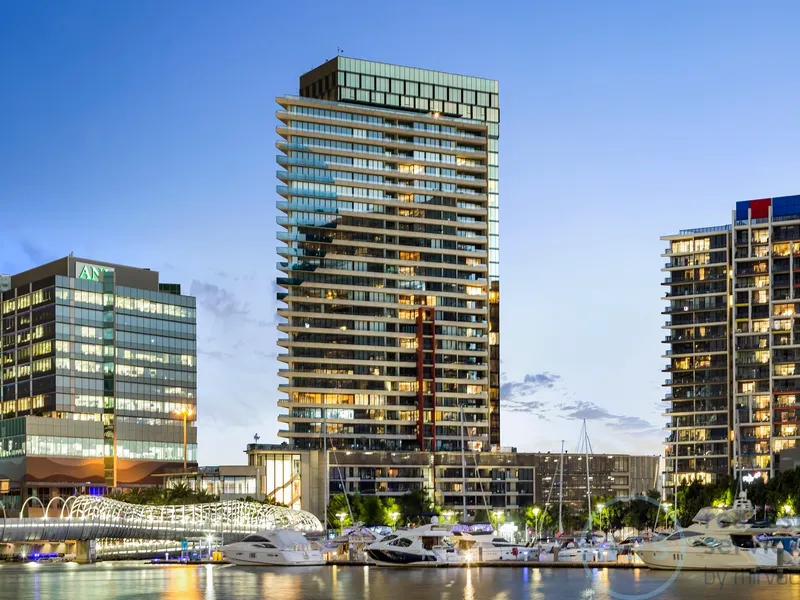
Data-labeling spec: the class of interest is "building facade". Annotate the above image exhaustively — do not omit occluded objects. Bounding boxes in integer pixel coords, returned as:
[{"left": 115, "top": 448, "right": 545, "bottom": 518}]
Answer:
[
  {"left": 276, "top": 57, "right": 500, "bottom": 452},
  {"left": 663, "top": 194, "right": 800, "bottom": 488},
  {"left": 0, "top": 256, "right": 197, "bottom": 507},
  {"left": 245, "top": 445, "right": 660, "bottom": 520},
  {"left": 661, "top": 227, "right": 732, "bottom": 488}
]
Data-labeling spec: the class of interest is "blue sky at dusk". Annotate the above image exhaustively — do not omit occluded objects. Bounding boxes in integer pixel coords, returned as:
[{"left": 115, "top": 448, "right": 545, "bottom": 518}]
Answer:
[{"left": 3, "top": 1, "right": 800, "bottom": 465}]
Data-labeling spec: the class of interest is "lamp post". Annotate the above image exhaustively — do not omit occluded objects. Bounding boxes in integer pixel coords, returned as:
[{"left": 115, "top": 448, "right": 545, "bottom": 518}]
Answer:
[
  {"left": 596, "top": 503, "right": 605, "bottom": 541},
  {"left": 532, "top": 506, "right": 541, "bottom": 542},
  {"left": 336, "top": 512, "right": 347, "bottom": 533},
  {"left": 662, "top": 501, "right": 672, "bottom": 530},
  {"left": 389, "top": 511, "right": 400, "bottom": 529},
  {"left": 175, "top": 407, "right": 193, "bottom": 471}
]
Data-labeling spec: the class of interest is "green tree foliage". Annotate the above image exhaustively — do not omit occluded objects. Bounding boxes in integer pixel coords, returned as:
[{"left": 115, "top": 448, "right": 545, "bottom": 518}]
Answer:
[
  {"left": 398, "top": 489, "right": 434, "bottom": 525},
  {"left": 360, "top": 495, "right": 388, "bottom": 526},
  {"left": 109, "top": 484, "right": 219, "bottom": 506},
  {"left": 326, "top": 490, "right": 438, "bottom": 529}
]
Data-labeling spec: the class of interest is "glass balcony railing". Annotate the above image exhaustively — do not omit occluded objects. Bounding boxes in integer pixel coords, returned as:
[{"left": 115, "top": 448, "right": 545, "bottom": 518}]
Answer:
[
  {"left": 276, "top": 185, "right": 337, "bottom": 199},
  {"left": 276, "top": 155, "right": 328, "bottom": 168},
  {"left": 276, "top": 201, "right": 339, "bottom": 214},
  {"left": 279, "top": 95, "right": 486, "bottom": 128},
  {"left": 277, "top": 170, "right": 335, "bottom": 184},
  {"left": 277, "top": 124, "right": 486, "bottom": 154},
  {"left": 276, "top": 216, "right": 338, "bottom": 228}
]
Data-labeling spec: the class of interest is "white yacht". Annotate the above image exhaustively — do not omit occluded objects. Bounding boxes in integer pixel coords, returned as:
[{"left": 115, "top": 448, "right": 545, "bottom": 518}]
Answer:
[
  {"left": 452, "top": 530, "right": 536, "bottom": 561},
  {"left": 222, "top": 530, "right": 325, "bottom": 566},
  {"left": 635, "top": 494, "right": 783, "bottom": 570},
  {"left": 556, "top": 535, "right": 618, "bottom": 563},
  {"left": 365, "top": 520, "right": 465, "bottom": 566}
]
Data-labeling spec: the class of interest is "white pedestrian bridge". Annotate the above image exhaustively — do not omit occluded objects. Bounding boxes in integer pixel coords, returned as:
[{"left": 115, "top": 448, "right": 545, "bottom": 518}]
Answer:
[{"left": 0, "top": 495, "right": 322, "bottom": 543}]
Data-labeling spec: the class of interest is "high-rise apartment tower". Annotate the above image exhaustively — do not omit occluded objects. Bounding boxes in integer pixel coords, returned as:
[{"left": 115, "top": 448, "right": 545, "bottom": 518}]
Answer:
[
  {"left": 276, "top": 57, "right": 499, "bottom": 452},
  {"left": 663, "top": 194, "right": 800, "bottom": 488}
]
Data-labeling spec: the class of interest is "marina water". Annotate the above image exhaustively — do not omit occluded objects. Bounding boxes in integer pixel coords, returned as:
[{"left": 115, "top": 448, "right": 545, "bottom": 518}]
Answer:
[{"left": 1, "top": 562, "right": 796, "bottom": 599}]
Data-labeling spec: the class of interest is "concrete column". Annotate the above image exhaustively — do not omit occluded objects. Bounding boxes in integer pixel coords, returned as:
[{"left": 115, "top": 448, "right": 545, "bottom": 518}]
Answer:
[{"left": 75, "top": 540, "right": 97, "bottom": 564}]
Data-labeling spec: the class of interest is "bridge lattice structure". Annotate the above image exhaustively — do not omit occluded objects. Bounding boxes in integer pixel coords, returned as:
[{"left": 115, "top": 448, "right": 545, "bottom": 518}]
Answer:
[{"left": 0, "top": 495, "right": 322, "bottom": 543}]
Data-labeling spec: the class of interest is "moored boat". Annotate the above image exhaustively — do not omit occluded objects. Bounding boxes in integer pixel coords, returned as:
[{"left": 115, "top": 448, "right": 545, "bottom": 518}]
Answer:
[
  {"left": 222, "top": 530, "right": 325, "bottom": 566},
  {"left": 365, "top": 520, "right": 466, "bottom": 566}
]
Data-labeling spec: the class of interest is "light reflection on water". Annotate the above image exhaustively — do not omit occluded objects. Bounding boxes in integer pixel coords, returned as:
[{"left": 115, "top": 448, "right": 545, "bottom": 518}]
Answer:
[{"left": 0, "top": 562, "right": 795, "bottom": 600}]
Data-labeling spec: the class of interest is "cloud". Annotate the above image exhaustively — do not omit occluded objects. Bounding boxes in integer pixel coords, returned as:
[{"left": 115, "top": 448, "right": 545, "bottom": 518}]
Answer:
[
  {"left": 607, "top": 415, "right": 659, "bottom": 431},
  {"left": 198, "top": 349, "right": 234, "bottom": 361},
  {"left": 500, "top": 372, "right": 560, "bottom": 401},
  {"left": 557, "top": 400, "right": 659, "bottom": 433},
  {"left": 20, "top": 239, "right": 50, "bottom": 265},
  {"left": 500, "top": 372, "right": 560, "bottom": 416},
  {"left": 190, "top": 280, "right": 250, "bottom": 318}
]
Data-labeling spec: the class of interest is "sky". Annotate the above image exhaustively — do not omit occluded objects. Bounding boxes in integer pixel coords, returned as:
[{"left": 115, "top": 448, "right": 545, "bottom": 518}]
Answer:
[{"left": 3, "top": 1, "right": 800, "bottom": 465}]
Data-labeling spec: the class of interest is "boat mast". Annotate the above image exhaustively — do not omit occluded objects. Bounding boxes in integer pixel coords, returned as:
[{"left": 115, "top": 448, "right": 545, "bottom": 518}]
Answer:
[
  {"left": 460, "top": 403, "right": 467, "bottom": 522},
  {"left": 578, "top": 420, "right": 593, "bottom": 539},
  {"left": 323, "top": 411, "right": 328, "bottom": 532},
  {"left": 558, "top": 440, "right": 564, "bottom": 535}
]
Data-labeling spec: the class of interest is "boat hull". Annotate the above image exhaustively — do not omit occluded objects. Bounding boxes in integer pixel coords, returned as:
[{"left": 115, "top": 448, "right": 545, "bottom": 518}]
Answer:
[
  {"left": 635, "top": 546, "right": 778, "bottom": 571},
  {"left": 365, "top": 548, "right": 467, "bottom": 567},
  {"left": 224, "top": 548, "right": 325, "bottom": 566}
]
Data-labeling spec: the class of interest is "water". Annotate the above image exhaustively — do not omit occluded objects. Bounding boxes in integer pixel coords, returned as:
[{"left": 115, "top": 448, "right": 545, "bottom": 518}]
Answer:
[{"left": 0, "top": 563, "right": 797, "bottom": 599}]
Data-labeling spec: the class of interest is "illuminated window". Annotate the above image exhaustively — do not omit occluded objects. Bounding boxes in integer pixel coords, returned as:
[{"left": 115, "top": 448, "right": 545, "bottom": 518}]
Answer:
[
  {"left": 775, "top": 364, "right": 796, "bottom": 376},
  {"left": 774, "top": 319, "right": 791, "bottom": 331},
  {"left": 773, "top": 243, "right": 790, "bottom": 257}
]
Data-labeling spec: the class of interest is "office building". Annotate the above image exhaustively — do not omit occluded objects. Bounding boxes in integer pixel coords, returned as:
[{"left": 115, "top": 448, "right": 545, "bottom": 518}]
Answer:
[
  {"left": 276, "top": 57, "right": 500, "bottom": 452},
  {"left": 0, "top": 256, "right": 197, "bottom": 506},
  {"left": 662, "top": 194, "right": 800, "bottom": 487}
]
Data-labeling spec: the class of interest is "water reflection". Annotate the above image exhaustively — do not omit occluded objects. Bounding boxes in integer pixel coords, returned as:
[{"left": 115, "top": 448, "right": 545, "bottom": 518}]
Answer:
[
  {"left": 463, "top": 567, "right": 473, "bottom": 600},
  {"left": 0, "top": 563, "right": 793, "bottom": 600}
]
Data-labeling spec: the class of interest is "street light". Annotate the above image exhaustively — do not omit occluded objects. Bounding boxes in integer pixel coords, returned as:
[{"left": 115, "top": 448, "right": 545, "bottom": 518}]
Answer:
[
  {"left": 532, "top": 507, "right": 541, "bottom": 542},
  {"left": 389, "top": 511, "right": 400, "bottom": 528},
  {"left": 336, "top": 512, "right": 347, "bottom": 532},
  {"left": 175, "top": 407, "right": 193, "bottom": 470}
]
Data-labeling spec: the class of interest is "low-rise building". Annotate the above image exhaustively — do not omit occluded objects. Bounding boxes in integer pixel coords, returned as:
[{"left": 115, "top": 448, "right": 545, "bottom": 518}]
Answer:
[{"left": 243, "top": 445, "right": 660, "bottom": 520}]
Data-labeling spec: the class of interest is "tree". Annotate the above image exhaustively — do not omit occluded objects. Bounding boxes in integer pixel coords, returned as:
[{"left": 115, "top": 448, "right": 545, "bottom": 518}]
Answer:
[
  {"left": 360, "top": 496, "right": 388, "bottom": 526},
  {"left": 327, "top": 493, "right": 353, "bottom": 530},
  {"left": 398, "top": 489, "right": 434, "bottom": 525},
  {"left": 384, "top": 497, "right": 401, "bottom": 527}
]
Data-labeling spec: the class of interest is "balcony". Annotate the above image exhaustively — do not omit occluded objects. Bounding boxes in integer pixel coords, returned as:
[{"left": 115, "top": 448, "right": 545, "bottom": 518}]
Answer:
[
  {"left": 276, "top": 185, "right": 338, "bottom": 199},
  {"left": 277, "top": 216, "right": 338, "bottom": 228},
  {"left": 277, "top": 277, "right": 304, "bottom": 287}
]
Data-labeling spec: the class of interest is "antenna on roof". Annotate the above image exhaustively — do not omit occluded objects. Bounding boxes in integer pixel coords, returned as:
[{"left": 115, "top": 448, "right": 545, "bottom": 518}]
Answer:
[
  {"left": 337, "top": 46, "right": 344, "bottom": 55},
  {"left": 253, "top": 433, "right": 260, "bottom": 444}
]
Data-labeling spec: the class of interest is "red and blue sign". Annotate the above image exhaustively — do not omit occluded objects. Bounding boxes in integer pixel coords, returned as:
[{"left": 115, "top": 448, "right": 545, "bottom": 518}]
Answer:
[{"left": 736, "top": 195, "right": 800, "bottom": 221}]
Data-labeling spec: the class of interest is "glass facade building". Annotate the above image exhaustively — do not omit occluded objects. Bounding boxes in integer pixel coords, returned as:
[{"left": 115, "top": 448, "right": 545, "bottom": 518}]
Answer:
[
  {"left": 0, "top": 256, "right": 196, "bottom": 506},
  {"left": 276, "top": 58, "right": 499, "bottom": 452}
]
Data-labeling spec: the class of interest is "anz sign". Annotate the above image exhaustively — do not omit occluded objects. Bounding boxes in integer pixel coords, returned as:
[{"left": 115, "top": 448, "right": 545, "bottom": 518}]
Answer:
[{"left": 76, "top": 261, "right": 114, "bottom": 281}]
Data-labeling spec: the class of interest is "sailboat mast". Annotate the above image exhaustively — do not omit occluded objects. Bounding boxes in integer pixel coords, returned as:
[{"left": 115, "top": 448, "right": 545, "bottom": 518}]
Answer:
[
  {"left": 583, "top": 420, "right": 592, "bottom": 537},
  {"left": 323, "top": 412, "right": 328, "bottom": 532},
  {"left": 558, "top": 440, "right": 564, "bottom": 534},
  {"left": 460, "top": 403, "right": 467, "bottom": 522}
]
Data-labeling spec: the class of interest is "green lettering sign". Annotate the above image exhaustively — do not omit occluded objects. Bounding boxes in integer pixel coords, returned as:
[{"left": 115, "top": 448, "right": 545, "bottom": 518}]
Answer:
[{"left": 78, "top": 264, "right": 112, "bottom": 281}]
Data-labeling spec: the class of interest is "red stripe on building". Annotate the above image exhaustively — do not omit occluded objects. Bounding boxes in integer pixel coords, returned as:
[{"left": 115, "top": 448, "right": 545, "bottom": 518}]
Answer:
[{"left": 749, "top": 198, "right": 772, "bottom": 219}]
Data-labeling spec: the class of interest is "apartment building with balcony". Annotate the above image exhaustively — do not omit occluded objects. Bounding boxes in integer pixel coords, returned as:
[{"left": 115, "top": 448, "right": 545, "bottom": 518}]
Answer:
[
  {"left": 275, "top": 58, "right": 499, "bottom": 453},
  {"left": 662, "top": 194, "right": 800, "bottom": 488},
  {"left": 661, "top": 227, "right": 732, "bottom": 488},
  {"left": 732, "top": 196, "right": 800, "bottom": 480}
]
